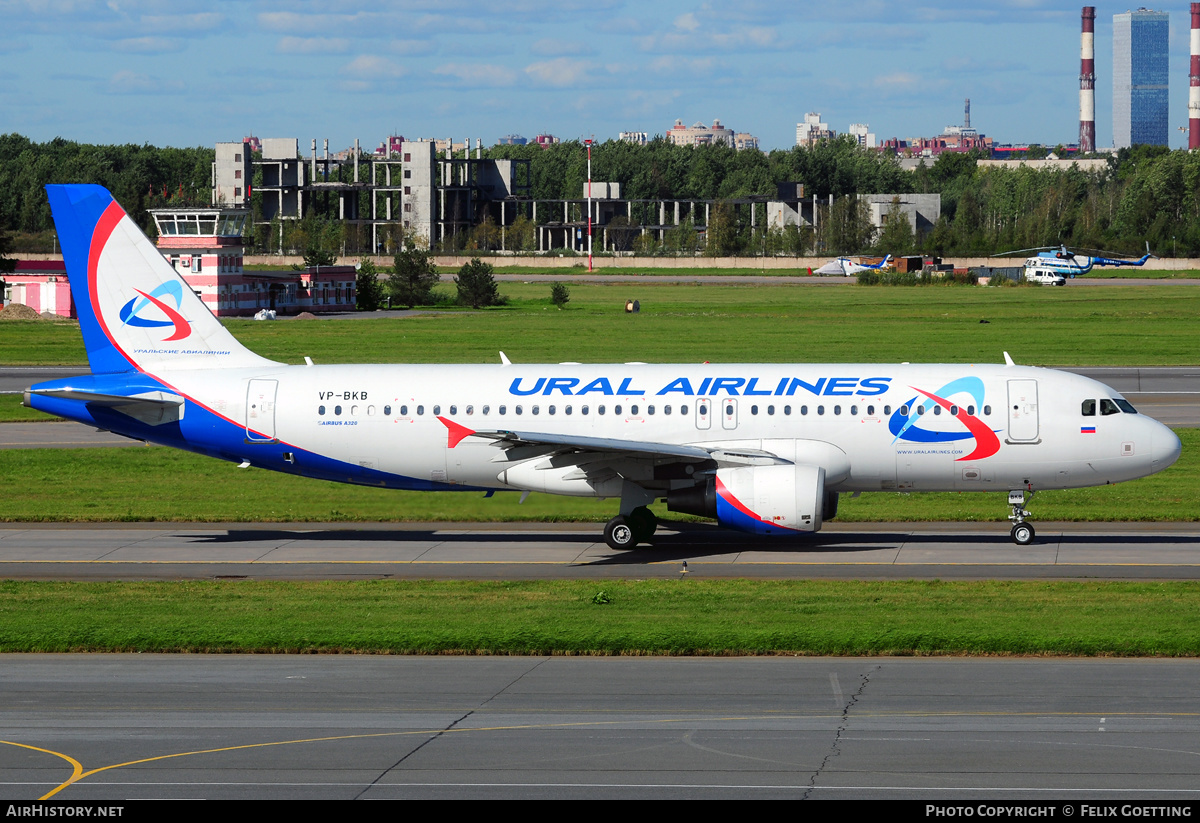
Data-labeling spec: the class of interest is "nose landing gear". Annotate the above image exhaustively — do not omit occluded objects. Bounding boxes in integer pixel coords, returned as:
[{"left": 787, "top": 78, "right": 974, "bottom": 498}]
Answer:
[{"left": 1008, "top": 489, "right": 1035, "bottom": 545}]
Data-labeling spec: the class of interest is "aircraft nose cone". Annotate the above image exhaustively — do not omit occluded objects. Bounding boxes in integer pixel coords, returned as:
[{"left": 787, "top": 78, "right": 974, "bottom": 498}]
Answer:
[{"left": 1151, "top": 425, "right": 1182, "bottom": 471}]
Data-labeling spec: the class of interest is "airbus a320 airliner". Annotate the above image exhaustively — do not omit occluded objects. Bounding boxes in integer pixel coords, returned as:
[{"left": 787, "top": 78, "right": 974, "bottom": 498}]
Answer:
[{"left": 25, "top": 186, "right": 1182, "bottom": 549}]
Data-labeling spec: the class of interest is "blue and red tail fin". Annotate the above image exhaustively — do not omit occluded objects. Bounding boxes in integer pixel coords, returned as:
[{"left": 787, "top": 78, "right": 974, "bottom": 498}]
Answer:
[{"left": 46, "top": 184, "right": 276, "bottom": 375}]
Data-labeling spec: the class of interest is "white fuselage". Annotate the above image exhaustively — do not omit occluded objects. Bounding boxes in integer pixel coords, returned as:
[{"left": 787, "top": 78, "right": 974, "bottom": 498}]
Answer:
[{"left": 157, "top": 361, "right": 1179, "bottom": 496}]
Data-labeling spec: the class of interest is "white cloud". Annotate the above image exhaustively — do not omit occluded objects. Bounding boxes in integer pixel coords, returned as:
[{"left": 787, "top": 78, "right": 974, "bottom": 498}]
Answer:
[
  {"left": 140, "top": 12, "right": 222, "bottom": 32},
  {"left": 113, "top": 36, "right": 177, "bottom": 53},
  {"left": 530, "top": 38, "right": 591, "bottom": 57},
  {"left": 434, "top": 63, "right": 518, "bottom": 87},
  {"left": 674, "top": 12, "right": 698, "bottom": 31},
  {"left": 874, "top": 72, "right": 922, "bottom": 90},
  {"left": 524, "top": 57, "right": 594, "bottom": 87},
  {"left": 278, "top": 36, "right": 351, "bottom": 54},
  {"left": 342, "top": 55, "right": 404, "bottom": 76},
  {"left": 390, "top": 38, "right": 436, "bottom": 56},
  {"left": 108, "top": 69, "right": 179, "bottom": 94}
]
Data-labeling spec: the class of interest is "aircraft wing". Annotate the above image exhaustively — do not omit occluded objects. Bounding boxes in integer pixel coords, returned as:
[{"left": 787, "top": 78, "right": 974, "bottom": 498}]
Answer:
[{"left": 438, "top": 417, "right": 791, "bottom": 468}]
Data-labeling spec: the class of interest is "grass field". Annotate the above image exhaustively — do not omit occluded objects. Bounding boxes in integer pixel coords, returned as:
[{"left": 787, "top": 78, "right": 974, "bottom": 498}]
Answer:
[
  {"left": 0, "top": 428, "right": 1194, "bottom": 523},
  {"left": 3, "top": 282, "right": 1199, "bottom": 368},
  {"left": 2, "top": 579, "right": 1198, "bottom": 656},
  {"left": 2, "top": 281, "right": 1196, "bottom": 521},
  {"left": 2, "top": 280, "right": 1198, "bottom": 658}
]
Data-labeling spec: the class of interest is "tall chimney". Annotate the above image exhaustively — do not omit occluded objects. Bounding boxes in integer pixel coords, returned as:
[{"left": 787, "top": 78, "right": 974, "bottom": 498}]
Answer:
[
  {"left": 1191, "top": 3, "right": 1200, "bottom": 149},
  {"left": 964, "top": 98, "right": 970, "bottom": 129},
  {"left": 1079, "top": 6, "right": 1096, "bottom": 153}
]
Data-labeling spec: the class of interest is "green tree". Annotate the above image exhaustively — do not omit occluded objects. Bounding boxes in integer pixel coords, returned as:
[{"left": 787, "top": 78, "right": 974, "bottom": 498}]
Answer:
[
  {"left": 605, "top": 215, "right": 638, "bottom": 252},
  {"left": 550, "top": 282, "right": 570, "bottom": 308},
  {"left": 823, "top": 195, "right": 873, "bottom": 254},
  {"left": 0, "top": 230, "right": 16, "bottom": 275},
  {"left": 297, "top": 216, "right": 341, "bottom": 267},
  {"left": 470, "top": 214, "right": 500, "bottom": 251},
  {"left": 389, "top": 242, "right": 440, "bottom": 308},
  {"left": 875, "top": 196, "right": 914, "bottom": 256},
  {"left": 664, "top": 217, "right": 700, "bottom": 254},
  {"left": 704, "top": 201, "right": 738, "bottom": 257},
  {"left": 507, "top": 214, "right": 536, "bottom": 251},
  {"left": 455, "top": 258, "right": 500, "bottom": 308},
  {"left": 355, "top": 258, "right": 385, "bottom": 311}
]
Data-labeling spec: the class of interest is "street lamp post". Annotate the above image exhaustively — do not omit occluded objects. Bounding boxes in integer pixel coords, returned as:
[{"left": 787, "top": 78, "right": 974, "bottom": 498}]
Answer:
[{"left": 585, "top": 138, "right": 593, "bottom": 272}]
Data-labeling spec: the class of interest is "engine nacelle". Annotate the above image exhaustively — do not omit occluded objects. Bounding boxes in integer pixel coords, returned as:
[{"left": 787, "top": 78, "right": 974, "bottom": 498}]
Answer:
[{"left": 669, "top": 464, "right": 827, "bottom": 535}]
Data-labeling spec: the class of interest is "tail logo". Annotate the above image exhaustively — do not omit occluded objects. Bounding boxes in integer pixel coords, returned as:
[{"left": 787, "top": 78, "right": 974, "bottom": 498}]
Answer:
[
  {"left": 118, "top": 282, "right": 191, "bottom": 342},
  {"left": 889, "top": 376, "right": 1001, "bottom": 461}
]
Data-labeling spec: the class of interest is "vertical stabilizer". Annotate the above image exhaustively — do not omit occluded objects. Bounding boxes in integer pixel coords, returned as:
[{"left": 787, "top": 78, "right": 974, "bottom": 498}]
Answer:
[{"left": 46, "top": 185, "right": 277, "bottom": 375}]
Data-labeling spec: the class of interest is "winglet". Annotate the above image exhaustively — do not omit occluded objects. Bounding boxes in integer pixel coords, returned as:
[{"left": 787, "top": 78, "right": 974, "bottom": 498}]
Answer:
[
  {"left": 1003, "top": 351, "right": 1015, "bottom": 366},
  {"left": 438, "top": 416, "right": 476, "bottom": 448}
]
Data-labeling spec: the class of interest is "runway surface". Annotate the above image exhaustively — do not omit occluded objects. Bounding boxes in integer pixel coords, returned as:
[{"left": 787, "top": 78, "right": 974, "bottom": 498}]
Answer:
[
  {"left": 2, "top": 521, "right": 1198, "bottom": 580},
  {"left": 3, "top": 655, "right": 1199, "bottom": 800}
]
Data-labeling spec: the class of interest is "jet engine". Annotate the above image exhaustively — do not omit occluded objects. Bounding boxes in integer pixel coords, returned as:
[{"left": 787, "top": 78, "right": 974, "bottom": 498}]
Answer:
[{"left": 668, "top": 464, "right": 830, "bottom": 535}]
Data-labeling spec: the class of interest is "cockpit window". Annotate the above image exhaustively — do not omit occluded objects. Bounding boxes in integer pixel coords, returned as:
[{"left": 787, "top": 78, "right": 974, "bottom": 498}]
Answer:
[
  {"left": 1114, "top": 398, "right": 1137, "bottom": 414},
  {"left": 1099, "top": 399, "right": 1120, "bottom": 416},
  {"left": 1081, "top": 399, "right": 1096, "bottom": 416}
]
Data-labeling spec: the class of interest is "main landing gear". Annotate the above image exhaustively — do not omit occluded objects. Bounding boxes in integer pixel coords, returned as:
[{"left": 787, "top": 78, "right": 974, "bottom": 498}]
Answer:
[
  {"left": 603, "top": 506, "right": 658, "bottom": 550},
  {"left": 1008, "top": 489, "right": 1035, "bottom": 545}
]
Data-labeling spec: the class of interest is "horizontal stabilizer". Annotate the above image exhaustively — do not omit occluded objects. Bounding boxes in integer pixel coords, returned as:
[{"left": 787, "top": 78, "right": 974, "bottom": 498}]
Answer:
[{"left": 29, "top": 388, "right": 183, "bottom": 426}]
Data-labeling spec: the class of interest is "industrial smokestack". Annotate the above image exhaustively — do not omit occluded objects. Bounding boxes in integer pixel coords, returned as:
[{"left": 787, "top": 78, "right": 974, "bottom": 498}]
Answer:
[
  {"left": 1080, "top": 6, "right": 1096, "bottom": 153},
  {"left": 1191, "top": 3, "right": 1200, "bottom": 149},
  {"left": 964, "top": 98, "right": 970, "bottom": 130}
]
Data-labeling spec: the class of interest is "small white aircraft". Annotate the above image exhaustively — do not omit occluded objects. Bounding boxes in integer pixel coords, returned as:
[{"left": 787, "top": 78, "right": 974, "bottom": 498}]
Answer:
[
  {"left": 26, "top": 186, "right": 1181, "bottom": 548},
  {"left": 812, "top": 254, "right": 892, "bottom": 276}
]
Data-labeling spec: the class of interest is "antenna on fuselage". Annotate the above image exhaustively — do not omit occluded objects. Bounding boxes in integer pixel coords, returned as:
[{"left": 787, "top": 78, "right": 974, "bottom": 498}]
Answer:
[
  {"left": 499, "top": 351, "right": 512, "bottom": 366},
  {"left": 1003, "top": 351, "right": 1016, "bottom": 366}
]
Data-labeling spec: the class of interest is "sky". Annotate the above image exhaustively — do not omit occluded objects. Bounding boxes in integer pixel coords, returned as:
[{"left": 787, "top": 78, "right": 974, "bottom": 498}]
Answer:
[{"left": 2, "top": 0, "right": 1197, "bottom": 152}]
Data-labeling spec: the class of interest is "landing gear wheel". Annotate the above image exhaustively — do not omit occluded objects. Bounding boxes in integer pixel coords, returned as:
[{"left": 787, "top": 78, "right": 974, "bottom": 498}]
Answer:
[
  {"left": 1010, "top": 522, "right": 1035, "bottom": 546},
  {"left": 627, "top": 506, "right": 658, "bottom": 542},
  {"left": 604, "top": 516, "right": 638, "bottom": 551}
]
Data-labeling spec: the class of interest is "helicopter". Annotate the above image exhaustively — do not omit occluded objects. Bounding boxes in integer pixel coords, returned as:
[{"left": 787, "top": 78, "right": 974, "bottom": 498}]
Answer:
[{"left": 1005, "top": 243, "right": 1155, "bottom": 279}]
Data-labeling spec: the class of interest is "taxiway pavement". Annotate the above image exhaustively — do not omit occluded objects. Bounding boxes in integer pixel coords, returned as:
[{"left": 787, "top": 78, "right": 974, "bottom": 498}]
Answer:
[
  {"left": 3, "top": 654, "right": 1198, "bottom": 800},
  {"left": 2, "top": 521, "right": 1198, "bottom": 581}
]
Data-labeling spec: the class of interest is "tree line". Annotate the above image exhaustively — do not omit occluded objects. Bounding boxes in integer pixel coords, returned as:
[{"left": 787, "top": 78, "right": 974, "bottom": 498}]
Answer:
[{"left": 2, "top": 132, "right": 1197, "bottom": 258}]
